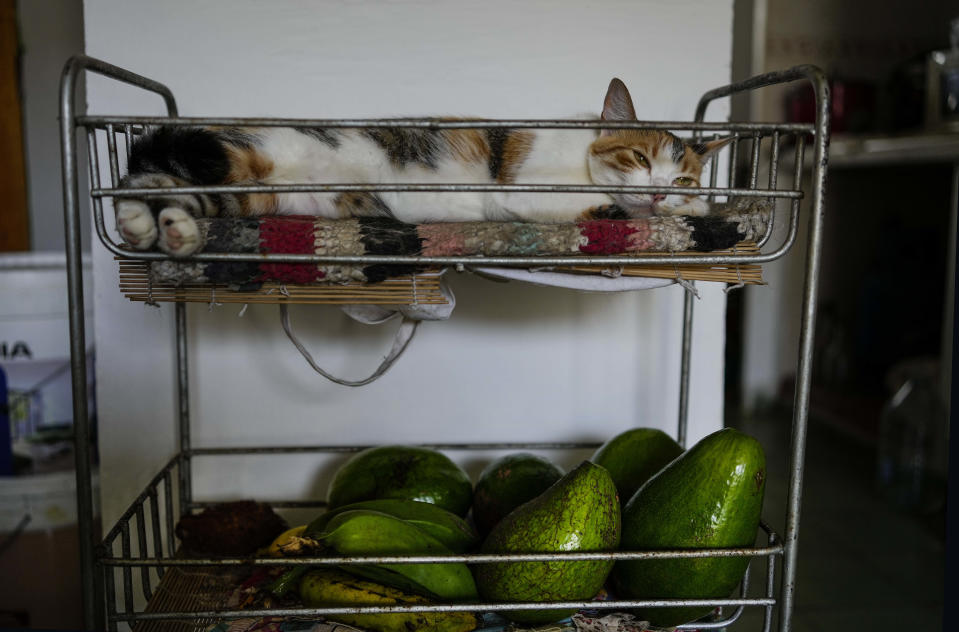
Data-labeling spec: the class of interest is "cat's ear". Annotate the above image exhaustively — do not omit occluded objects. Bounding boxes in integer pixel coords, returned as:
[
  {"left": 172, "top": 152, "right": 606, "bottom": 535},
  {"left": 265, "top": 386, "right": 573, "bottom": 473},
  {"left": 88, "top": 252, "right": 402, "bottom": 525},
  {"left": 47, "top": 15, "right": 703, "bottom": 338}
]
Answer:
[
  {"left": 692, "top": 136, "right": 734, "bottom": 162},
  {"left": 601, "top": 78, "right": 636, "bottom": 136}
]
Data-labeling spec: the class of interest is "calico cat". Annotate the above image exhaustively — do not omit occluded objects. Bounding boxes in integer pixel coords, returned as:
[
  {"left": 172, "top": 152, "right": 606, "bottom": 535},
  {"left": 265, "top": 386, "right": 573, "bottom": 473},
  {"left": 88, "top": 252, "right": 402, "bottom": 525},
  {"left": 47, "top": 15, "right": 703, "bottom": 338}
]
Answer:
[{"left": 115, "top": 78, "right": 729, "bottom": 256}]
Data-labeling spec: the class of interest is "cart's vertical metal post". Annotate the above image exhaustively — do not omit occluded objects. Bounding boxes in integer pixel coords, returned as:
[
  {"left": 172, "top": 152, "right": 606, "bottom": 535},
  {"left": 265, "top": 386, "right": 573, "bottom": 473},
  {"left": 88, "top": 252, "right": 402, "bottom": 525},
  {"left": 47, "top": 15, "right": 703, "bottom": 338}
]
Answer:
[
  {"left": 59, "top": 55, "right": 179, "bottom": 631},
  {"left": 694, "top": 66, "right": 830, "bottom": 632},
  {"left": 176, "top": 302, "right": 192, "bottom": 513},
  {"left": 779, "top": 68, "right": 830, "bottom": 632},
  {"left": 59, "top": 55, "right": 101, "bottom": 632},
  {"left": 677, "top": 283, "right": 695, "bottom": 448}
]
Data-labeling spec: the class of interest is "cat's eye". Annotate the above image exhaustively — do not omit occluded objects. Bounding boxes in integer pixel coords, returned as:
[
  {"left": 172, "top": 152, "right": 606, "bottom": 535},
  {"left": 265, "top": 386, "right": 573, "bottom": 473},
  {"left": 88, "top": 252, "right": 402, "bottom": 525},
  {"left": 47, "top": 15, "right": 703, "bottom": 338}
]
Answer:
[
  {"left": 673, "top": 176, "right": 696, "bottom": 186},
  {"left": 633, "top": 151, "right": 649, "bottom": 168}
]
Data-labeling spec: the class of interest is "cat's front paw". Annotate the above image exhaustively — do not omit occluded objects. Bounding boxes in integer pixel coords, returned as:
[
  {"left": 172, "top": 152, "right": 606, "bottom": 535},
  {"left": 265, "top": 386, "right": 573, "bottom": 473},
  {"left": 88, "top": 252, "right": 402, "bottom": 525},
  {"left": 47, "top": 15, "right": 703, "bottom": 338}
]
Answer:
[
  {"left": 659, "top": 197, "right": 710, "bottom": 217},
  {"left": 157, "top": 207, "right": 201, "bottom": 256},
  {"left": 116, "top": 200, "right": 158, "bottom": 250},
  {"left": 579, "top": 204, "right": 632, "bottom": 221}
]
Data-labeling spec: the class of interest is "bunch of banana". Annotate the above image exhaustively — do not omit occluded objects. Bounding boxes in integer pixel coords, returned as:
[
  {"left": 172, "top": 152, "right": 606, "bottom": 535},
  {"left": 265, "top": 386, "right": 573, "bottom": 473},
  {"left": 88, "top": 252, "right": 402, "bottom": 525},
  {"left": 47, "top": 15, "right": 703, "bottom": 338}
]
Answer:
[
  {"left": 299, "top": 567, "right": 477, "bottom": 632},
  {"left": 315, "top": 508, "right": 478, "bottom": 602},
  {"left": 304, "top": 498, "right": 479, "bottom": 553},
  {"left": 265, "top": 498, "right": 480, "bottom": 622}
]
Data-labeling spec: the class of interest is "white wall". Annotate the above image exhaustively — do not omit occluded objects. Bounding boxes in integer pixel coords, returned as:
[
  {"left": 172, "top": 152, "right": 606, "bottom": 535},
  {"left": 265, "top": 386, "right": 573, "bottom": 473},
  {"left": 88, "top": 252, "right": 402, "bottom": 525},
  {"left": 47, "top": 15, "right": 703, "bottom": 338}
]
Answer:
[{"left": 83, "top": 0, "right": 734, "bottom": 527}]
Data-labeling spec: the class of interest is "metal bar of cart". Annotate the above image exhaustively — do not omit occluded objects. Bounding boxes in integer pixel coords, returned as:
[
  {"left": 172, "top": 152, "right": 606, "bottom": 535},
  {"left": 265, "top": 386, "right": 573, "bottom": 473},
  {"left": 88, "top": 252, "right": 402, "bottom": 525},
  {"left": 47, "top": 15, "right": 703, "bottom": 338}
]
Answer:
[
  {"left": 686, "top": 562, "right": 753, "bottom": 630},
  {"left": 78, "top": 113, "right": 815, "bottom": 133},
  {"left": 101, "top": 543, "right": 784, "bottom": 566},
  {"left": 96, "top": 183, "right": 797, "bottom": 197},
  {"left": 146, "top": 486, "right": 165, "bottom": 580},
  {"left": 102, "top": 547, "right": 117, "bottom": 632},
  {"left": 707, "top": 133, "right": 721, "bottom": 202},
  {"left": 758, "top": 131, "right": 782, "bottom": 248},
  {"left": 113, "top": 597, "right": 777, "bottom": 623},
  {"left": 695, "top": 64, "right": 830, "bottom": 632},
  {"left": 64, "top": 55, "right": 829, "bottom": 630},
  {"left": 134, "top": 503, "right": 152, "bottom": 602},
  {"left": 781, "top": 67, "right": 829, "bottom": 632},
  {"left": 101, "top": 455, "right": 179, "bottom": 546},
  {"left": 98, "top": 450, "right": 780, "bottom": 628},
  {"left": 764, "top": 529, "right": 779, "bottom": 632},
  {"left": 82, "top": 111, "right": 801, "bottom": 267},
  {"left": 728, "top": 132, "right": 741, "bottom": 191},
  {"left": 89, "top": 237, "right": 800, "bottom": 266},
  {"left": 678, "top": 282, "right": 695, "bottom": 448},
  {"left": 749, "top": 134, "right": 763, "bottom": 190},
  {"left": 104, "top": 124, "right": 121, "bottom": 187},
  {"left": 175, "top": 304, "right": 192, "bottom": 516},
  {"left": 85, "top": 203, "right": 802, "bottom": 264},
  {"left": 98, "top": 462, "right": 783, "bottom": 556},
  {"left": 162, "top": 468, "right": 176, "bottom": 557},
  {"left": 119, "top": 522, "right": 133, "bottom": 616},
  {"left": 60, "top": 54, "right": 178, "bottom": 630},
  {"left": 188, "top": 441, "right": 602, "bottom": 454}
]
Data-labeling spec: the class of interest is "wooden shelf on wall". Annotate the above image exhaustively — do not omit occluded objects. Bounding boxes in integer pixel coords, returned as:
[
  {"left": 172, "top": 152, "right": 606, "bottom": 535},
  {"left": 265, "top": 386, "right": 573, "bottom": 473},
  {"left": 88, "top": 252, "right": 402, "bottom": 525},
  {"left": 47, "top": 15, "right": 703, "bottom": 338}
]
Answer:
[
  {"left": 0, "top": 0, "right": 29, "bottom": 252},
  {"left": 829, "top": 131, "right": 959, "bottom": 168}
]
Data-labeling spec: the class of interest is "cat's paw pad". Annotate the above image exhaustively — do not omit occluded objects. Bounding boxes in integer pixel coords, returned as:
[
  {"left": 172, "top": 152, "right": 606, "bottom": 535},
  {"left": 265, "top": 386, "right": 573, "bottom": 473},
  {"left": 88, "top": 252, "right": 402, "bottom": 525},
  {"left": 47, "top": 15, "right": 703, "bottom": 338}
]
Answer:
[
  {"left": 157, "top": 207, "right": 201, "bottom": 256},
  {"left": 116, "top": 200, "right": 157, "bottom": 250}
]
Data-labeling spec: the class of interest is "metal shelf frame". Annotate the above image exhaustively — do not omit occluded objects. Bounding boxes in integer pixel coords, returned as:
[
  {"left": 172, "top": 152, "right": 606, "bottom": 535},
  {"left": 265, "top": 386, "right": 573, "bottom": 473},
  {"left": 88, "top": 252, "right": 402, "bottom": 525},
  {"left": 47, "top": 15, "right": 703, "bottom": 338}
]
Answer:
[{"left": 59, "top": 55, "right": 830, "bottom": 631}]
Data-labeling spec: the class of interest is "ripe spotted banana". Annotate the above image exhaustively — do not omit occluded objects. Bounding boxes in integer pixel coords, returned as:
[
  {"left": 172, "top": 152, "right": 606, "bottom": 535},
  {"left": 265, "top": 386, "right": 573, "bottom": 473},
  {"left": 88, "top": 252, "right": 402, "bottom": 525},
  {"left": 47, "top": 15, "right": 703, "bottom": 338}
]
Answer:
[{"left": 299, "top": 567, "right": 477, "bottom": 632}]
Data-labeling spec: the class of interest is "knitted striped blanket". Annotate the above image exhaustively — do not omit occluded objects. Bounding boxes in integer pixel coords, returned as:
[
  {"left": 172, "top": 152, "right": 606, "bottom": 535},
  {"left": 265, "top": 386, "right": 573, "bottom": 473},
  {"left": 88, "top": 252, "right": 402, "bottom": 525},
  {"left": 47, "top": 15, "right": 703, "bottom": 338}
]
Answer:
[{"left": 147, "top": 199, "right": 770, "bottom": 288}]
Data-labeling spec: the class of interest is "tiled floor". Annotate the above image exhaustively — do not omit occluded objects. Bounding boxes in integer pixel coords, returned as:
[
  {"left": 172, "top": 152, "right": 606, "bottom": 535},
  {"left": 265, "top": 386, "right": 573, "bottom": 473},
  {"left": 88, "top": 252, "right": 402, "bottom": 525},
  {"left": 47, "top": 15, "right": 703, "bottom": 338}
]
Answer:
[{"left": 729, "top": 412, "right": 946, "bottom": 630}]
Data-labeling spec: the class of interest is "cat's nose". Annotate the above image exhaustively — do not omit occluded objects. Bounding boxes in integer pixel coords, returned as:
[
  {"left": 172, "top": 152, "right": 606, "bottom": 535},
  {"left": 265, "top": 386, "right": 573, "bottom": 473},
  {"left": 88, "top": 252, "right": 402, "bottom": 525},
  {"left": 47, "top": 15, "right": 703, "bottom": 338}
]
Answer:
[{"left": 652, "top": 194, "right": 666, "bottom": 203}]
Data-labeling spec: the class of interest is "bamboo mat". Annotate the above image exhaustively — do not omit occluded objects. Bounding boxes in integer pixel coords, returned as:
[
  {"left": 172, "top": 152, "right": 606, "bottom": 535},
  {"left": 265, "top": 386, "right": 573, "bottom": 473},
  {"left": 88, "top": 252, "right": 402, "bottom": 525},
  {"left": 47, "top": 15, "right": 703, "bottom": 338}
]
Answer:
[
  {"left": 132, "top": 565, "right": 244, "bottom": 632},
  {"left": 117, "top": 243, "right": 762, "bottom": 306},
  {"left": 117, "top": 260, "right": 450, "bottom": 306},
  {"left": 566, "top": 241, "right": 764, "bottom": 284}
]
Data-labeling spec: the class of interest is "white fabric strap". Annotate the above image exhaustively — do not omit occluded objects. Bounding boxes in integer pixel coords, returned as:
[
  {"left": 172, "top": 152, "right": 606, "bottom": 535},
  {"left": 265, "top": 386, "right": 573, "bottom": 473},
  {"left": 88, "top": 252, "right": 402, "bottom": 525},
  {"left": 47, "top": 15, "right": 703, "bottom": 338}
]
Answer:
[{"left": 279, "top": 304, "right": 419, "bottom": 387}]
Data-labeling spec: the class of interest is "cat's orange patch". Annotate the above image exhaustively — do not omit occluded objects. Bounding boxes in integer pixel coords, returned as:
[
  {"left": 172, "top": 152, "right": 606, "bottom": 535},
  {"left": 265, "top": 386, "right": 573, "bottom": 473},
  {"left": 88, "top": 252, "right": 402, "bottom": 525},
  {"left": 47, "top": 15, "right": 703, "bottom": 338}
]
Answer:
[
  {"left": 226, "top": 145, "right": 274, "bottom": 181},
  {"left": 679, "top": 151, "right": 703, "bottom": 176},
  {"left": 444, "top": 129, "right": 490, "bottom": 163},
  {"left": 497, "top": 131, "right": 534, "bottom": 184},
  {"left": 591, "top": 131, "right": 707, "bottom": 180},
  {"left": 590, "top": 136, "right": 641, "bottom": 173},
  {"left": 225, "top": 146, "right": 277, "bottom": 215},
  {"left": 609, "top": 149, "right": 638, "bottom": 173}
]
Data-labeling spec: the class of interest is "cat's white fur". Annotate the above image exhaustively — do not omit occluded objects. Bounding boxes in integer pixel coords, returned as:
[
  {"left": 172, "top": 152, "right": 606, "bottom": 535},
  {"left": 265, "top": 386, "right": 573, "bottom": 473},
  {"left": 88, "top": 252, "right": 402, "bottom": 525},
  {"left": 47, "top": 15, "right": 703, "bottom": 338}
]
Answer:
[{"left": 260, "top": 126, "right": 613, "bottom": 223}]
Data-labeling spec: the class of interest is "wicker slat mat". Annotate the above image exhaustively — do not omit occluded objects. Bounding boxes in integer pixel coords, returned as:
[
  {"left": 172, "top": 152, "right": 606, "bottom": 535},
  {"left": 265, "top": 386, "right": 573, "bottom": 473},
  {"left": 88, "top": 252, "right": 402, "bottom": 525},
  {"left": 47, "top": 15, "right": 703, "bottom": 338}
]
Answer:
[
  {"left": 117, "top": 242, "right": 761, "bottom": 306},
  {"left": 133, "top": 566, "right": 248, "bottom": 632},
  {"left": 566, "top": 241, "right": 763, "bottom": 284},
  {"left": 117, "top": 260, "right": 450, "bottom": 306}
]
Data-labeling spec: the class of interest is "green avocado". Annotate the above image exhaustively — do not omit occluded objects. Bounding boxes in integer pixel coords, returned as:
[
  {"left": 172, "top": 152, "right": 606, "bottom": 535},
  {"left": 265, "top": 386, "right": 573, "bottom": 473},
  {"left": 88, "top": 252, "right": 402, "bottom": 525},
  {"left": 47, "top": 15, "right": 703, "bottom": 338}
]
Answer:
[
  {"left": 611, "top": 427, "right": 766, "bottom": 628},
  {"left": 327, "top": 446, "right": 473, "bottom": 517},
  {"left": 474, "top": 460, "right": 621, "bottom": 625},
  {"left": 590, "top": 427, "right": 683, "bottom": 504},
  {"left": 471, "top": 452, "right": 564, "bottom": 537}
]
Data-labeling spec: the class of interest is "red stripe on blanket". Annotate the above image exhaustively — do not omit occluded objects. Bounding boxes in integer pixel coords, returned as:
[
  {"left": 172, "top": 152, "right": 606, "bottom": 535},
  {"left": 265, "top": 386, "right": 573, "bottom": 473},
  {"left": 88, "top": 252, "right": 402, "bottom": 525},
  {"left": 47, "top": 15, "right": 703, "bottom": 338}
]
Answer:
[
  {"left": 258, "top": 216, "right": 324, "bottom": 283},
  {"left": 577, "top": 220, "right": 643, "bottom": 254}
]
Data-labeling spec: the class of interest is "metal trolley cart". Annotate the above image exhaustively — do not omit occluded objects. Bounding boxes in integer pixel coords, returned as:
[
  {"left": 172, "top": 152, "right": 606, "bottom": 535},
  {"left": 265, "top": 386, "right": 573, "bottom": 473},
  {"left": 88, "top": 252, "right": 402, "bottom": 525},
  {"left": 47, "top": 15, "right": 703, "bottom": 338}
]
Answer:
[{"left": 59, "top": 55, "right": 830, "bottom": 631}]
